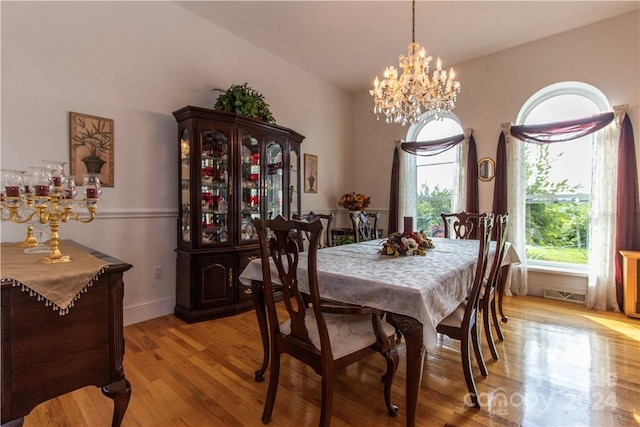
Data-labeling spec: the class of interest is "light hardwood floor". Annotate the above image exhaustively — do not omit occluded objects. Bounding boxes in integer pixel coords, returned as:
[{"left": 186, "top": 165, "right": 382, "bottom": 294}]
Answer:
[{"left": 23, "top": 295, "right": 640, "bottom": 426}]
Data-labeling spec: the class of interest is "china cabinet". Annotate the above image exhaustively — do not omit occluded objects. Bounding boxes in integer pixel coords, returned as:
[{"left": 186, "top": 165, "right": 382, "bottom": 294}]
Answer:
[{"left": 173, "top": 106, "right": 304, "bottom": 322}]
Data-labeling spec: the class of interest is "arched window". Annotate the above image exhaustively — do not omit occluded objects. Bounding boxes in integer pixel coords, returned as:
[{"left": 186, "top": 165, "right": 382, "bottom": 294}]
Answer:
[
  {"left": 517, "top": 82, "right": 609, "bottom": 268},
  {"left": 404, "top": 113, "right": 464, "bottom": 236}
]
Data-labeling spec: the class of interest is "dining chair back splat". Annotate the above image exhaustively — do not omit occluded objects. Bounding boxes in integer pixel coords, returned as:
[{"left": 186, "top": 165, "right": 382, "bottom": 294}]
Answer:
[
  {"left": 254, "top": 215, "right": 399, "bottom": 426},
  {"left": 436, "top": 215, "right": 493, "bottom": 408},
  {"left": 293, "top": 211, "right": 334, "bottom": 249},
  {"left": 350, "top": 211, "right": 381, "bottom": 242},
  {"left": 481, "top": 213, "right": 509, "bottom": 360},
  {"left": 441, "top": 211, "right": 488, "bottom": 240}
]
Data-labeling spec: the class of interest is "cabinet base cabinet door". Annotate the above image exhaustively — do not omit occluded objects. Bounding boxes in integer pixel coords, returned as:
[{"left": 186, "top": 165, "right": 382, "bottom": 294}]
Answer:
[
  {"left": 174, "top": 250, "right": 254, "bottom": 323},
  {"left": 199, "top": 255, "right": 233, "bottom": 305}
]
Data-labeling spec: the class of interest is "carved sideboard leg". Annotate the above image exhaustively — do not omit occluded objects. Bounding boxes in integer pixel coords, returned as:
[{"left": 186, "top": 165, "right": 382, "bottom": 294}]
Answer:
[{"left": 102, "top": 378, "right": 131, "bottom": 427}]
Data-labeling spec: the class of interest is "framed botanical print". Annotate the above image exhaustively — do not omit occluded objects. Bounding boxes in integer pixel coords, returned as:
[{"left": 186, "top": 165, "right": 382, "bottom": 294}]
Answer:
[
  {"left": 304, "top": 153, "right": 317, "bottom": 193},
  {"left": 70, "top": 112, "right": 114, "bottom": 187}
]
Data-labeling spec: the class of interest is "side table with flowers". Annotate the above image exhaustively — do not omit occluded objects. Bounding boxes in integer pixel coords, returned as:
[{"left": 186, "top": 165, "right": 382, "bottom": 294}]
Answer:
[{"left": 379, "top": 231, "right": 435, "bottom": 257}]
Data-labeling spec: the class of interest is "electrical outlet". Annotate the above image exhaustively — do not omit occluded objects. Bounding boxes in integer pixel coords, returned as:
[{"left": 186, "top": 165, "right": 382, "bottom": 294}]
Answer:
[{"left": 153, "top": 266, "right": 162, "bottom": 279}]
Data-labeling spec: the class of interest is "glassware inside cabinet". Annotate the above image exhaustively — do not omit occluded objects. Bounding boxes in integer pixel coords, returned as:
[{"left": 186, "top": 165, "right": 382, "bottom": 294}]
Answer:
[
  {"left": 180, "top": 129, "right": 191, "bottom": 242},
  {"left": 240, "top": 134, "right": 260, "bottom": 240},
  {"left": 201, "top": 129, "right": 229, "bottom": 244},
  {"left": 290, "top": 148, "right": 299, "bottom": 215},
  {"left": 266, "top": 140, "right": 284, "bottom": 219}
]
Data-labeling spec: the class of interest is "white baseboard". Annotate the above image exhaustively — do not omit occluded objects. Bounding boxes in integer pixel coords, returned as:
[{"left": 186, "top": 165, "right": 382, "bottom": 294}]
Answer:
[{"left": 123, "top": 296, "right": 175, "bottom": 326}]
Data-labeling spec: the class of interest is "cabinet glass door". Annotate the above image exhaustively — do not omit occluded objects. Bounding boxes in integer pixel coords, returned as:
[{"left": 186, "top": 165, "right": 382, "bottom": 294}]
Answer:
[
  {"left": 290, "top": 147, "right": 299, "bottom": 218},
  {"left": 240, "top": 133, "right": 260, "bottom": 241},
  {"left": 180, "top": 129, "right": 191, "bottom": 243},
  {"left": 266, "top": 140, "right": 284, "bottom": 219},
  {"left": 201, "top": 129, "right": 229, "bottom": 244}
]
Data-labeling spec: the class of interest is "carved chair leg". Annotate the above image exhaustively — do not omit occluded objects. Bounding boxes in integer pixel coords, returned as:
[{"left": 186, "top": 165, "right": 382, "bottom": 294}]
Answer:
[
  {"left": 483, "top": 300, "right": 500, "bottom": 360},
  {"left": 319, "top": 375, "right": 334, "bottom": 427},
  {"left": 262, "top": 352, "right": 281, "bottom": 424},
  {"left": 497, "top": 265, "right": 510, "bottom": 323},
  {"left": 382, "top": 347, "right": 399, "bottom": 417},
  {"left": 461, "top": 334, "right": 480, "bottom": 408},
  {"left": 471, "top": 322, "right": 488, "bottom": 377},
  {"left": 252, "top": 281, "right": 269, "bottom": 382},
  {"left": 491, "top": 298, "right": 505, "bottom": 341}
]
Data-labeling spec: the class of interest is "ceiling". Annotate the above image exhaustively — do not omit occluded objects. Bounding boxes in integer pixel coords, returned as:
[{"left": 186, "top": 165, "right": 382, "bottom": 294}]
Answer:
[{"left": 175, "top": 1, "right": 640, "bottom": 94}]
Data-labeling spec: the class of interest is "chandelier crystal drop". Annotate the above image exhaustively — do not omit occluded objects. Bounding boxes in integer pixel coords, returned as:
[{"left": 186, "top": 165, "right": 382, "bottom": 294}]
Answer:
[{"left": 369, "top": 0, "right": 461, "bottom": 126}]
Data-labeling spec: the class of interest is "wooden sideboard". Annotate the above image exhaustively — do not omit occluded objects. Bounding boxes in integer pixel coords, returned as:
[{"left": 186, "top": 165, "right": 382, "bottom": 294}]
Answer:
[
  {"left": 1, "top": 241, "right": 132, "bottom": 426},
  {"left": 620, "top": 250, "right": 640, "bottom": 319}
]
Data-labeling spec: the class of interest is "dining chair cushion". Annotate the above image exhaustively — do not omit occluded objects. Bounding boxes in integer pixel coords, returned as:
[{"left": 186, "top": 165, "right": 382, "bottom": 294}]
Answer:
[
  {"left": 439, "top": 301, "right": 468, "bottom": 328},
  {"left": 280, "top": 311, "right": 396, "bottom": 360}
]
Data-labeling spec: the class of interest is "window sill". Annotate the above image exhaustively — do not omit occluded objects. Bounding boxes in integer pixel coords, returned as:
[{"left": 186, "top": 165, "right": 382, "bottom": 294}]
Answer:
[{"left": 526, "top": 263, "right": 588, "bottom": 278}]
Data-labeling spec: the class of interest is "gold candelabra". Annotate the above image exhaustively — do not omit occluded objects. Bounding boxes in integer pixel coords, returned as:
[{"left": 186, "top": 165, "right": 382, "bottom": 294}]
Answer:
[{"left": 2, "top": 173, "right": 100, "bottom": 263}]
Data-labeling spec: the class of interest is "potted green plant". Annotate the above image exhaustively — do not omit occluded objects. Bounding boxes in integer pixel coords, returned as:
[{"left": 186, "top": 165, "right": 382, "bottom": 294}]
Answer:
[{"left": 212, "top": 82, "right": 276, "bottom": 123}]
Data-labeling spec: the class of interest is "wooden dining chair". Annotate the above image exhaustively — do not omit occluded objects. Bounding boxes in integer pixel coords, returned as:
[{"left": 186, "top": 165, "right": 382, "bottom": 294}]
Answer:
[
  {"left": 480, "top": 213, "right": 509, "bottom": 361},
  {"left": 441, "top": 211, "right": 488, "bottom": 240},
  {"left": 350, "top": 211, "right": 381, "bottom": 242},
  {"left": 436, "top": 214, "right": 493, "bottom": 408},
  {"left": 254, "top": 215, "right": 399, "bottom": 426},
  {"left": 293, "top": 211, "right": 334, "bottom": 249}
]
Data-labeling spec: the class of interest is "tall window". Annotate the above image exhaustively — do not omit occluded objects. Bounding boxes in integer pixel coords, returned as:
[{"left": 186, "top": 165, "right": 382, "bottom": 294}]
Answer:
[
  {"left": 519, "top": 83, "right": 608, "bottom": 267},
  {"left": 408, "top": 115, "right": 463, "bottom": 236}
]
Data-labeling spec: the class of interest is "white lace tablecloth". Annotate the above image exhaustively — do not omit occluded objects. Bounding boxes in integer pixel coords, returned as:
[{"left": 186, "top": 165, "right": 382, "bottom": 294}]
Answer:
[{"left": 239, "top": 237, "right": 519, "bottom": 349}]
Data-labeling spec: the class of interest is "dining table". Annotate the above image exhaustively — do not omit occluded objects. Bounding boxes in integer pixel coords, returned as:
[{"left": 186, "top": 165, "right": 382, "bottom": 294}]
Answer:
[{"left": 238, "top": 236, "right": 519, "bottom": 427}]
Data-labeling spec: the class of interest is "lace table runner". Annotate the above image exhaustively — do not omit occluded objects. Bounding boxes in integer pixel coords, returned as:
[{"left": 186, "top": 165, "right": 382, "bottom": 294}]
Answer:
[{"left": 1, "top": 240, "right": 109, "bottom": 315}]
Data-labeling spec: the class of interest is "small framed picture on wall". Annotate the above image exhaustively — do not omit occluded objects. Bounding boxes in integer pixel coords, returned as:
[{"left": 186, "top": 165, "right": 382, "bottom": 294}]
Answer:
[{"left": 304, "top": 153, "right": 317, "bottom": 193}]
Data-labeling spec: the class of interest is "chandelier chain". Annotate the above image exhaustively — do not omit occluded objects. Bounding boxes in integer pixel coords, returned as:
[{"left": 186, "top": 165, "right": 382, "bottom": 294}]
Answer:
[{"left": 412, "top": 0, "right": 415, "bottom": 44}]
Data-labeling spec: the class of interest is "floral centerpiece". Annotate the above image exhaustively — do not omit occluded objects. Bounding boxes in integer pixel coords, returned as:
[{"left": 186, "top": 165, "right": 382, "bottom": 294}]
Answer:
[
  {"left": 338, "top": 192, "right": 371, "bottom": 211},
  {"left": 379, "top": 231, "right": 435, "bottom": 257}
]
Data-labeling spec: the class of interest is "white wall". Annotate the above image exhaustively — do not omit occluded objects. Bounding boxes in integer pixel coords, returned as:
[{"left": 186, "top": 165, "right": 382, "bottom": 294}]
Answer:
[{"left": 1, "top": 1, "right": 351, "bottom": 324}]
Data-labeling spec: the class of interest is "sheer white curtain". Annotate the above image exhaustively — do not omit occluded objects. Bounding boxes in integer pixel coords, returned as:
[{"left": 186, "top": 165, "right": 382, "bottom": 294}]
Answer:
[
  {"left": 587, "top": 108, "right": 625, "bottom": 310},
  {"left": 504, "top": 123, "right": 528, "bottom": 295},
  {"left": 397, "top": 140, "right": 416, "bottom": 231},
  {"left": 451, "top": 130, "right": 471, "bottom": 213}
]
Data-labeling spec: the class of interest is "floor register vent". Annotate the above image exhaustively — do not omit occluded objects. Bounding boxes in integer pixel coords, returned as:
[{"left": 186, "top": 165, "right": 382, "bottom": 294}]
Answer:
[{"left": 543, "top": 289, "right": 586, "bottom": 304}]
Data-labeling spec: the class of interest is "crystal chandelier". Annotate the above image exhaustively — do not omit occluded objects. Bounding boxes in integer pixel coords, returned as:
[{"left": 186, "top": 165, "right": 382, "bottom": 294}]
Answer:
[{"left": 369, "top": 0, "right": 461, "bottom": 126}]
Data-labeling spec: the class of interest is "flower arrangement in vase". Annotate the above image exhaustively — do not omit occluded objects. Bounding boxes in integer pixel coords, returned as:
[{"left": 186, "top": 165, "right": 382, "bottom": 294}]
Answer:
[
  {"left": 379, "top": 231, "right": 435, "bottom": 257},
  {"left": 337, "top": 192, "right": 371, "bottom": 212}
]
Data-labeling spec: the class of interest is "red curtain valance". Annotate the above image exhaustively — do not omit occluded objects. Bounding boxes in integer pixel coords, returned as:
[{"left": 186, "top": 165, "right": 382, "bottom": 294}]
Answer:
[
  {"left": 510, "top": 112, "right": 614, "bottom": 144},
  {"left": 400, "top": 134, "right": 465, "bottom": 156}
]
